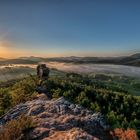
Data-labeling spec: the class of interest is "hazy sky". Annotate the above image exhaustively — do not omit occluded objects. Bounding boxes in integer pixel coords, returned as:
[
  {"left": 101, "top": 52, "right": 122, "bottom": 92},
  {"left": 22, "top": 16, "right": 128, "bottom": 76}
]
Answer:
[{"left": 0, "top": 0, "right": 140, "bottom": 58}]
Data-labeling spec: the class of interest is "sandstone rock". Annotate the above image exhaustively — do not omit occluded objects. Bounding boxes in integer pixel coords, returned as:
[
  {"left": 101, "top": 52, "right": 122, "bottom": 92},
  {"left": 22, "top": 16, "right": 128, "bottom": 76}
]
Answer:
[
  {"left": 0, "top": 95, "right": 111, "bottom": 140},
  {"left": 28, "top": 104, "right": 44, "bottom": 116}
]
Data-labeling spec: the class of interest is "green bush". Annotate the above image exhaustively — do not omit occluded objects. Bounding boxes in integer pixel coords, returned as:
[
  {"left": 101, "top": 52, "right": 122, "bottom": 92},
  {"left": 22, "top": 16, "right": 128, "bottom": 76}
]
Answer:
[
  {"left": 0, "top": 88, "right": 11, "bottom": 116},
  {"left": 46, "top": 73, "right": 140, "bottom": 136},
  {"left": 0, "top": 73, "right": 140, "bottom": 137},
  {"left": 0, "top": 76, "right": 37, "bottom": 116}
]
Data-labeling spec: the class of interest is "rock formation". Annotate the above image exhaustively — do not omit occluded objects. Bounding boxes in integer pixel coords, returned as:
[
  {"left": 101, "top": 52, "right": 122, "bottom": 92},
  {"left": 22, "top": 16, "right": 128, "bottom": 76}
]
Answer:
[
  {"left": 0, "top": 94, "right": 112, "bottom": 140},
  {"left": 37, "top": 64, "right": 50, "bottom": 80}
]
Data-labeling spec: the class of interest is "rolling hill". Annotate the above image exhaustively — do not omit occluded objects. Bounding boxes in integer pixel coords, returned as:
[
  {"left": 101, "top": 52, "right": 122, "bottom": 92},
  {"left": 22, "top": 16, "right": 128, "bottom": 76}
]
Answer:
[
  {"left": 0, "top": 53, "right": 140, "bottom": 67},
  {"left": 46, "top": 53, "right": 140, "bottom": 66}
]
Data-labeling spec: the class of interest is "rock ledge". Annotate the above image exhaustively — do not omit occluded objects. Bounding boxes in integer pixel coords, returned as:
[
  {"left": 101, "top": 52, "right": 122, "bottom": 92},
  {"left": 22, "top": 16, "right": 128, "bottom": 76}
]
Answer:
[{"left": 0, "top": 94, "right": 111, "bottom": 140}]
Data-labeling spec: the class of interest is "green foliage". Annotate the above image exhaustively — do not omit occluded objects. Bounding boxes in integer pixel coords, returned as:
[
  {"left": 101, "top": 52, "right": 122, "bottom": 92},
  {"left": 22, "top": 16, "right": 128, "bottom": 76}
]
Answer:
[
  {"left": 10, "top": 77, "right": 37, "bottom": 105},
  {"left": 0, "top": 73, "right": 140, "bottom": 137},
  {"left": 0, "top": 76, "right": 37, "bottom": 115},
  {"left": 46, "top": 73, "right": 140, "bottom": 136},
  {"left": 52, "top": 88, "right": 63, "bottom": 98},
  {"left": 0, "top": 88, "right": 11, "bottom": 116},
  {"left": 76, "top": 91, "right": 90, "bottom": 107}
]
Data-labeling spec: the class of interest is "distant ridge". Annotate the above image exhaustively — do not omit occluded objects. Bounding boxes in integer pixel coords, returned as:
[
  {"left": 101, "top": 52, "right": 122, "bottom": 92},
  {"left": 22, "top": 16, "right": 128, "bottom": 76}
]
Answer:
[
  {"left": 0, "top": 59, "right": 37, "bottom": 65},
  {"left": 131, "top": 53, "right": 140, "bottom": 58},
  {"left": 0, "top": 58, "right": 6, "bottom": 61},
  {"left": 46, "top": 53, "right": 140, "bottom": 67},
  {"left": 19, "top": 56, "right": 45, "bottom": 62},
  {"left": 0, "top": 53, "right": 140, "bottom": 67}
]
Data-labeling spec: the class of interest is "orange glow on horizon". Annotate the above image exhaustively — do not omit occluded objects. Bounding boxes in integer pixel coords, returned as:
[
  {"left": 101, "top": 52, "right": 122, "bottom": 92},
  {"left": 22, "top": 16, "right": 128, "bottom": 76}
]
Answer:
[
  {"left": 0, "top": 41, "right": 135, "bottom": 58},
  {"left": 0, "top": 41, "right": 33, "bottom": 58}
]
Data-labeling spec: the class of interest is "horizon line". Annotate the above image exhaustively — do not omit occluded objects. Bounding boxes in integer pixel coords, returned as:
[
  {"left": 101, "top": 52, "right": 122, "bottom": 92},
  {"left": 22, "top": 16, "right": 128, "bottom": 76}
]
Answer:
[{"left": 1, "top": 52, "right": 140, "bottom": 59}]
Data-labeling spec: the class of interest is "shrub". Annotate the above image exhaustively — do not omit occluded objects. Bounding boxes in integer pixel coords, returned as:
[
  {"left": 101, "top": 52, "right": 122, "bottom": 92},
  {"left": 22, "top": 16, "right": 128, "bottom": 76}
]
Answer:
[
  {"left": 111, "top": 128, "right": 139, "bottom": 140},
  {"left": 0, "top": 115, "right": 35, "bottom": 140},
  {"left": 0, "top": 88, "right": 11, "bottom": 116},
  {"left": 10, "top": 77, "right": 37, "bottom": 106}
]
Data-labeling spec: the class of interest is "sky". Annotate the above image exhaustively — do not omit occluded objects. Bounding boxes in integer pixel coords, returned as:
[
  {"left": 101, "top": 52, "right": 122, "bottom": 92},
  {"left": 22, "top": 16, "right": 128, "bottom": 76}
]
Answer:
[{"left": 0, "top": 0, "right": 140, "bottom": 58}]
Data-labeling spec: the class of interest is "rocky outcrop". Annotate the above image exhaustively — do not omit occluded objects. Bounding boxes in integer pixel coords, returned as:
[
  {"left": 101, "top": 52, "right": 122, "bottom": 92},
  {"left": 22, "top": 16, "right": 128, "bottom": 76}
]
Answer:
[{"left": 0, "top": 94, "right": 112, "bottom": 140}]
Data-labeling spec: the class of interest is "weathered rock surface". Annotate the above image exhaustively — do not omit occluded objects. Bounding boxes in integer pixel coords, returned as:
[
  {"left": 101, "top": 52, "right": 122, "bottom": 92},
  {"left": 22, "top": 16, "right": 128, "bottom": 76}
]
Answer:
[{"left": 0, "top": 94, "right": 112, "bottom": 140}]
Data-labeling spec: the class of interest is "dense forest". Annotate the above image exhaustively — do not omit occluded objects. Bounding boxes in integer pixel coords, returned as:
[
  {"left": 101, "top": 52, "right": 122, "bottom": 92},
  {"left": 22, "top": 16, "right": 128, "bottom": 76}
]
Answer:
[{"left": 0, "top": 72, "right": 140, "bottom": 137}]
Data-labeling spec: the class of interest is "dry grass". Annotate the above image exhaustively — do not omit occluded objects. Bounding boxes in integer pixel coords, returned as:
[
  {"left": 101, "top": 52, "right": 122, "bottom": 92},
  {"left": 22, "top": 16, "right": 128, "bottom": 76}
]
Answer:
[
  {"left": 0, "top": 115, "right": 35, "bottom": 140},
  {"left": 111, "top": 128, "right": 139, "bottom": 140}
]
